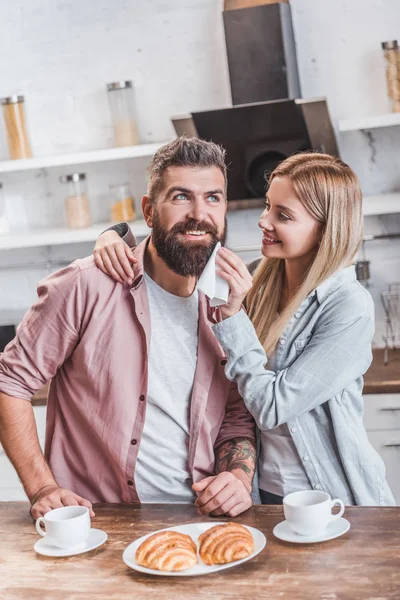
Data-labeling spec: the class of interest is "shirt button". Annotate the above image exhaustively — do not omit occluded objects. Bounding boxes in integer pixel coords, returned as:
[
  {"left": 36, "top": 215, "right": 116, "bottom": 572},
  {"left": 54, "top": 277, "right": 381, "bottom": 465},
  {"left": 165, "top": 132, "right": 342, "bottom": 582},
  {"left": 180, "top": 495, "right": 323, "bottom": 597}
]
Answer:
[
  {"left": 314, "top": 484, "right": 322, "bottom": 490},
  {"left": 303, "top": 456, "right": 309, "bottom": 461},
  {"left": 131, "top": 439, "right": 138, "bottom": 445},
  {"left": 290, "top": 427, "right": 296, "bottom": 433},
  {"left": 221, "top": 359, "right": 227, "bottom": 366},
  {"left": 139, "top": 394, "right": 145, "bottom": 401},
  {"left": 295, "top": 312, "right": 301, "bottom": 318},
  {"left": 127, "top": 480, "right": 134, "bottom": 486},
  {"left": 279, "top": 339, "right": 286, "bottom": 345}
]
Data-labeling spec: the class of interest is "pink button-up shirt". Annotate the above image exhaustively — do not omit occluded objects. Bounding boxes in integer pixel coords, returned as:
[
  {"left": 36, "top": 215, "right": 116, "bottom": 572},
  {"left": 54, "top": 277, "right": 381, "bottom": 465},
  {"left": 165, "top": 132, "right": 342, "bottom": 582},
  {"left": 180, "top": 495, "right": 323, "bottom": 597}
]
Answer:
[{"left": 0, "top": 238, "right": 255, "bottom": 503}]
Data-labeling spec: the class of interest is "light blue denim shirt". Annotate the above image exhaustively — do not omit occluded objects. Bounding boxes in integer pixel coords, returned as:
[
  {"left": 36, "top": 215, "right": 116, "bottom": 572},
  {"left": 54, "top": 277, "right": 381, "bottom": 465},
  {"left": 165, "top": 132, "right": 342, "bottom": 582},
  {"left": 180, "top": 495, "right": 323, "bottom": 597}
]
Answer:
[{"left": 213, "top": 265, "right": 395, "bottom": 506}]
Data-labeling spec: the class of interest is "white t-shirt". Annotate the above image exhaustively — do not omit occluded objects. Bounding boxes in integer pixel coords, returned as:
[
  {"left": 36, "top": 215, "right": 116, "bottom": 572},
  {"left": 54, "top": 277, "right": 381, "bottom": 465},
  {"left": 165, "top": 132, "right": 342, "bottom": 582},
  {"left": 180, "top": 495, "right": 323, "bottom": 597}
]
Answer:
[
  {"left": 258, "top": 349, "right": 311, "bottom": 497},
  {"left": 134, "top": 272, "right": 198, "bottom": 503}
]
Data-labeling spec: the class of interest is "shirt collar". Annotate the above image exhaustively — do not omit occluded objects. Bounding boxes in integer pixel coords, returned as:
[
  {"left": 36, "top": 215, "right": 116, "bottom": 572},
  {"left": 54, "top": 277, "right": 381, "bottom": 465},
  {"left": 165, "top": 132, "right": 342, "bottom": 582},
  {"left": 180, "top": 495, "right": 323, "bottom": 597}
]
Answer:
[{"left": 311, "top": 265, "right": 357, "bottom": 304}]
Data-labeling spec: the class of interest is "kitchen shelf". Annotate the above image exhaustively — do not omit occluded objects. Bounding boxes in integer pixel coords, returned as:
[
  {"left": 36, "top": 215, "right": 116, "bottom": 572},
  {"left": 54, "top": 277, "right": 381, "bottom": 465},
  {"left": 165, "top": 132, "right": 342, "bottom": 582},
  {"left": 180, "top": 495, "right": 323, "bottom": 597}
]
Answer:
[
  {"left": 339, "top": 113, "right": 400, "bottom": 132},
  {"left": 363, "top": 193, "right": 400, "bottom": 216},
  {"left": 0, "top": 194, "right": 397, "bottom": 252},
  {"left": 0, "top": 142, "right": 169, "bottom": 174},
  {"left": 0, "top": 219, "right": 150, "bottom": 250}
]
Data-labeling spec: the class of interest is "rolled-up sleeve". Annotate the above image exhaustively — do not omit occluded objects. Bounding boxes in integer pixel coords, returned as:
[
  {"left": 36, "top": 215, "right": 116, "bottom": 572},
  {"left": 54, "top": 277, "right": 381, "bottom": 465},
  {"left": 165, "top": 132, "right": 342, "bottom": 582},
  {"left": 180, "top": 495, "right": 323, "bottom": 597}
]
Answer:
[
  {"left": 0, "top": 264, "right": 84, "bottom": 401},
  {"left": 214, "top": 381, "right": 256, "bottom": 448},
  {"left": 213, "top": 304, "right": 374, "bottom": 431},
  {"left": 103, "top": 222, "right": 137, "bottom": 248}
]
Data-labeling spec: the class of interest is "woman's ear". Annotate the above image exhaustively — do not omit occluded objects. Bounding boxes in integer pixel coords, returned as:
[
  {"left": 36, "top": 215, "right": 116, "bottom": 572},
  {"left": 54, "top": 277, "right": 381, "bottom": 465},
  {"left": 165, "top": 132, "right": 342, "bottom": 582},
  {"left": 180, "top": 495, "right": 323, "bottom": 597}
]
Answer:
[{"left": 142, "top": 195, "right": 153, "bottom": 228}]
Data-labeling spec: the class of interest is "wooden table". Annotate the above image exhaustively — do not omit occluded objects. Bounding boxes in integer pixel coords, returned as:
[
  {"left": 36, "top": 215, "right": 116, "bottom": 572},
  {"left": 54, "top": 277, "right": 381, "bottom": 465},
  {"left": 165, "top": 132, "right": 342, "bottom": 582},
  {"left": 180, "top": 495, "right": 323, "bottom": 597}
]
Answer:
[{"left": 1, "top": 503, "right": 399, "bottom": 600}]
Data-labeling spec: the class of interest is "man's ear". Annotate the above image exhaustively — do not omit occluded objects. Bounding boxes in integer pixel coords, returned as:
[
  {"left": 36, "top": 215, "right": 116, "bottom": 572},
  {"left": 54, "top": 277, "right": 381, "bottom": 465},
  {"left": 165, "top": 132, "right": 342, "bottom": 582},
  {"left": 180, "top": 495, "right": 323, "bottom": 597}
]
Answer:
[{"left": 142, "top": 195, "right": 153, "bottom": 227}]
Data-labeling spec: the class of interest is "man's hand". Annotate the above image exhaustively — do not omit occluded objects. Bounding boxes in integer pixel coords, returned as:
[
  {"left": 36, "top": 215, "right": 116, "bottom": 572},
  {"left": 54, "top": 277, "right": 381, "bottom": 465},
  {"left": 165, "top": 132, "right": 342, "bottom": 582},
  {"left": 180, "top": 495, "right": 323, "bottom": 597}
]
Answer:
[
  {"left": 30, "top": 484, "right": 95, "bottom": 520},
  {"left": 93, "top": 230, "right": 137, "bottom": 284},
  {"left": 192, "top": 472, "right": 252, "bottom": 517}
]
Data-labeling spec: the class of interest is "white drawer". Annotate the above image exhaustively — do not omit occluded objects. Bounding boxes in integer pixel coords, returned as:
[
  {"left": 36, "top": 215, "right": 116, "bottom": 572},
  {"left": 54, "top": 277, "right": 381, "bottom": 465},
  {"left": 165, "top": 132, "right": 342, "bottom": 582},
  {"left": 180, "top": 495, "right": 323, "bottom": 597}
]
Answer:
[
  {"left": 367, "top": 430, "right": 400, "bottom": 504},
  {"left": 363, "top": 394, "right": 400, "bottom": 431}
]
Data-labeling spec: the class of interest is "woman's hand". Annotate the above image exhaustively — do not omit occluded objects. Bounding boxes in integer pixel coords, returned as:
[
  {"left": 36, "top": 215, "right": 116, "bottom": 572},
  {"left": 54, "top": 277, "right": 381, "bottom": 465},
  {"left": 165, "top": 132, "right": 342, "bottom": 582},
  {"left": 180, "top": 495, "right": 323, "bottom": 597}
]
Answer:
[
  {"left": 216, "top": 247, "right": 253, "bottom": 320},
  {"left": 93, "top": 230, "right": 137, "bottom": 284}
]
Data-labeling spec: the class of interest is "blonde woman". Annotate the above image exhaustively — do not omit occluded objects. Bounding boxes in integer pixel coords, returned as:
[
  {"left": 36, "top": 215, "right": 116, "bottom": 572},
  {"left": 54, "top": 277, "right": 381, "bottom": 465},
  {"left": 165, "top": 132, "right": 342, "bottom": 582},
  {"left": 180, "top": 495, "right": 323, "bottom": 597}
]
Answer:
[
  {"left": 93, "top": 152, "right": 395, "bottom": 506},
  {"left": 213, "top": 152, "right": 394, "bottom": 506}
]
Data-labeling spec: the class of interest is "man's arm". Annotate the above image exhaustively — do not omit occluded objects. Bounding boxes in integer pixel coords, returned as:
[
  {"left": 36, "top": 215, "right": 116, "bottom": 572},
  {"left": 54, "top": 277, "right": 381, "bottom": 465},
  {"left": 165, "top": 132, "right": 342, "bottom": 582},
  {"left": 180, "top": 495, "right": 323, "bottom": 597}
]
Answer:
[
  {"left": 0, "top": 393, "right": 55, "bottom": 501},
  {"left": 0, "top": 263, "right": 94, "bottom": 518},
  {"left": 215, "top": 436, "right": 256, "bottom": 493},
  {"left": 192, "top": 383, "right": 256, "bottom": 517}
]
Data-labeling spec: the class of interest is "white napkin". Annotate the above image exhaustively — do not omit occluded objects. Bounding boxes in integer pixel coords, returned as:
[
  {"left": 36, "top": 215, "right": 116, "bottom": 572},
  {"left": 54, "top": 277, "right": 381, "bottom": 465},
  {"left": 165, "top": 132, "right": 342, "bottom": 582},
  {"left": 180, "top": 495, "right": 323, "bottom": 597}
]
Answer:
[{"left": 197, "top": 242, "right": 230, "bottom": 307}]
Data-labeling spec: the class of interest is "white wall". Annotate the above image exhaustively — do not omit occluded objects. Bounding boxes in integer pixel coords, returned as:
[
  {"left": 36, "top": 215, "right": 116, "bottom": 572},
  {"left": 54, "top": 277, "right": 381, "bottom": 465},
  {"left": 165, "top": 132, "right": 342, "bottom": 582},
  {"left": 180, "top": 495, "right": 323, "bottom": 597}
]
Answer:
[{"left": 0, "top": 0, "right": 399, "bottom": 344}]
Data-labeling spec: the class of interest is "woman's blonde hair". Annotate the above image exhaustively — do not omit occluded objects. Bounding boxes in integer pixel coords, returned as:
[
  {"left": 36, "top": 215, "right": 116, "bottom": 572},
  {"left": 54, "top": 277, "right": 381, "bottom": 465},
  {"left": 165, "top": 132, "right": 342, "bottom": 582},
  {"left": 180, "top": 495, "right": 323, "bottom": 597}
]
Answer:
[{"left": 246, "top": 152, "right": 363, "bottom": 356}]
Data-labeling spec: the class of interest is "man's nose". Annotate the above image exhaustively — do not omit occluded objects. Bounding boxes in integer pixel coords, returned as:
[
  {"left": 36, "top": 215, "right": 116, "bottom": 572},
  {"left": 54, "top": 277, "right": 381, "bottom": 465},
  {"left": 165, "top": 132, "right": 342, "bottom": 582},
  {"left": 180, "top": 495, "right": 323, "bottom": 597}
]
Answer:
[{"left": 187, "top": 198, "right": 205, "bottom": 221}]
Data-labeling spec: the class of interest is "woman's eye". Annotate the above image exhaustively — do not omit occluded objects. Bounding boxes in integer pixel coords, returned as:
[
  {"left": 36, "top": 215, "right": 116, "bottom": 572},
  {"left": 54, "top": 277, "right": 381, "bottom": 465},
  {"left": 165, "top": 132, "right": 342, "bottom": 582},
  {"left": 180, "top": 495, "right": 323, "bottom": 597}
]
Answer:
[
  {"left": 264, "top": 202, "right": 270, "bottom": 211},
  {"left": 279, "top": 213, "right": 291, "bottom": 221}
]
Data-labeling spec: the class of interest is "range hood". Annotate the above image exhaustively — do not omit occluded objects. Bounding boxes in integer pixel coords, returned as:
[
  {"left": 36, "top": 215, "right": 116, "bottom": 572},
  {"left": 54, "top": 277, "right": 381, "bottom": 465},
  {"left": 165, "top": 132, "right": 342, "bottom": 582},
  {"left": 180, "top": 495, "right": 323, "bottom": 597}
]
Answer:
[{"left": 172, "top": 98, "right": 339, "bottom": 202}]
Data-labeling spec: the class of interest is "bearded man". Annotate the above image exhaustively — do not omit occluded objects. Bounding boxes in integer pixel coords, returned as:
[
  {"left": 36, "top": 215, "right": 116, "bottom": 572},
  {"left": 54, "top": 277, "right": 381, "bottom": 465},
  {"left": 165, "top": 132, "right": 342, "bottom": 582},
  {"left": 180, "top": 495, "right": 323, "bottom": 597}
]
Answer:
[{"left": 0, "top": 137, "right": 256, "bottom": 520}]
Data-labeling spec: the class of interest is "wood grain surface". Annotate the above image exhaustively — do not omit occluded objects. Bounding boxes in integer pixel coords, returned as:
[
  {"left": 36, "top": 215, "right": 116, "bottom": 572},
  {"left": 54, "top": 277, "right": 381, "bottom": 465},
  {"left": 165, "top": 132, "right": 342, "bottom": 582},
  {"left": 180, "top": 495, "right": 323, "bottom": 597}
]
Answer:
[
  {"left": 1, "top": 503, "right": 399, "bottom": 600},
  {"left": 363, "top": 348, "right": 400, "bottom": 394}
]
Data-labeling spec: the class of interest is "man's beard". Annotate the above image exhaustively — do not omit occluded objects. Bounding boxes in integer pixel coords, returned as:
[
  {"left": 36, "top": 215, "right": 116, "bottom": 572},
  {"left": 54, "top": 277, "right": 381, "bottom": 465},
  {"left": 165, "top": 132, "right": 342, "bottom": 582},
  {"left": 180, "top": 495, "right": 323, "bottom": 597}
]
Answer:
[{"left": 151, "top": 211, "right": 227, "bottom": 277}]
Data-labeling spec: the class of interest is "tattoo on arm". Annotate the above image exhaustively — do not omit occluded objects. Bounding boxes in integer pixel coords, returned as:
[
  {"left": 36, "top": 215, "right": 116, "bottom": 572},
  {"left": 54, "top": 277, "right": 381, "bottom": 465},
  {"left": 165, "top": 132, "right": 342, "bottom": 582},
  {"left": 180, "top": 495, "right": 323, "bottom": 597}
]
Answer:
[{"left": 215, "top": 437, "right": 256, "bottom": 486}]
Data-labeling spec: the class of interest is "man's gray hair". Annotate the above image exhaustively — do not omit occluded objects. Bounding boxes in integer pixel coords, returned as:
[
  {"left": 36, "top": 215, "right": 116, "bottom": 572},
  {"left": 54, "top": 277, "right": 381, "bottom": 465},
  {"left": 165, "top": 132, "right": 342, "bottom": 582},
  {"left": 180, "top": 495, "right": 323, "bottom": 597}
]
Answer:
[{"left": 147, "top": 136, "right": 227, "bottom": 201}]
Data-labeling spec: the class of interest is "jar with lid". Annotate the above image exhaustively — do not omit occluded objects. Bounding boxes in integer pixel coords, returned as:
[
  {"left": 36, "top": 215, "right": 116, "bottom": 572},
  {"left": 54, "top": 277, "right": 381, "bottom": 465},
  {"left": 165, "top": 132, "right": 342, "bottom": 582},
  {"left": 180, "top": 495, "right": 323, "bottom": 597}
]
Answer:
[
  {"left": 106, "top": 81, "right": 139, "bottom": 147},
  {"left": 60, "top": 173, "right": 92, "bottom": 229},
  {"left": 381, "top": 40, "right": 400, "bottom": 113},
  {"left": 1, "top": 95, "right": 33, "bottom": 159},
  {"left": 110, "top": 183, "right": 136, "bottom": 222},
  {"left": 0, "top": 183, "right": 8, "bottom": 235}
]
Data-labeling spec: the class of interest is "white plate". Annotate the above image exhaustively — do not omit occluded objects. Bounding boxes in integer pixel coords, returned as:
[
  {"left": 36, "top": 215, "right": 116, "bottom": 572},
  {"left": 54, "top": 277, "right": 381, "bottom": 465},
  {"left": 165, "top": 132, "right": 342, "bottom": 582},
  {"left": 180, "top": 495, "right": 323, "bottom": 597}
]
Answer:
[
  {"left": 34, "top": 528, "right": 107, "bottom": 557},
  {"left": 123, "top": 522, "right": 266, "bottom": 576},
  {"left": 273, "top": 517, "right": 350, "bottom": 544}
]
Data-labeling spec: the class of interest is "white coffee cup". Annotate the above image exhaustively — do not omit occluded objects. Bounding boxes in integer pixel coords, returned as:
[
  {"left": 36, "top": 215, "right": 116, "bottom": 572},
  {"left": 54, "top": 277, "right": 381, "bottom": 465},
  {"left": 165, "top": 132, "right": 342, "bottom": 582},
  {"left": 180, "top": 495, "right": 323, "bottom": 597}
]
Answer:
[
  {"left": 35, "top": 505, "right": 91, "bottom": 549},
  {"left": 283, "top": 490, "right": 345, "bottom": 537}
]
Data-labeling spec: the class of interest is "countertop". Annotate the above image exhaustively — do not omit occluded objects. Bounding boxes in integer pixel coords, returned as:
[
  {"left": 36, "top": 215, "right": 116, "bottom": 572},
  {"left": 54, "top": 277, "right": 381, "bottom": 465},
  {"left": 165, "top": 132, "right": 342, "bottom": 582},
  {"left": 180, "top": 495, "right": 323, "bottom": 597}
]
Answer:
[
  {"left": 363, "top": 348, "right": 400, "bottom": 394},
  {"left": 31, "top": 347, "right": 400, "bottom": 406},
  {"left": 1, "top": 503, "right": 399, "bottom": 600}
]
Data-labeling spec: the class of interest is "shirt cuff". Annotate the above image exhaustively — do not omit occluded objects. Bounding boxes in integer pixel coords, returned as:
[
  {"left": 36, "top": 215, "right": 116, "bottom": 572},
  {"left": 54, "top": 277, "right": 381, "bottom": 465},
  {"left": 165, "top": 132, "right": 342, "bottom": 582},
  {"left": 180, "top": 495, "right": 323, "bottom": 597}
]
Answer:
[
  {"left": 102, "top": 222, "right": 136, "bottom": 248},
  {"left": 212, "top": 309, "right": 256, "bottom": 346}
]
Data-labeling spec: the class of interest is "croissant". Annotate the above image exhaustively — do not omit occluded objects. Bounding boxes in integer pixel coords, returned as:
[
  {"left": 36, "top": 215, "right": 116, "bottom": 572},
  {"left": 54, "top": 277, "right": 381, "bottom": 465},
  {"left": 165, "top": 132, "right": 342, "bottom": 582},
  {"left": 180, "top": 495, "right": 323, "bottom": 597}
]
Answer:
[
  {"left": 198, "top": 523, "right": 254, "bottom": 565},
  {"left": 135, "top": 531, "right": 197, "bottom": 572}
]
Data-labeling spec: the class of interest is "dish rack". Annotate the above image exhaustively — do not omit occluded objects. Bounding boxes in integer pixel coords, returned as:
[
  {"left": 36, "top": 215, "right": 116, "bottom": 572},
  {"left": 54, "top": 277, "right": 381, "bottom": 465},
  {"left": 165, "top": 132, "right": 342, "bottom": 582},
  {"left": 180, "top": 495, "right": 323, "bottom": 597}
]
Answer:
[{"left": 381, "top": 282, "right": 400, "bottom": 365}]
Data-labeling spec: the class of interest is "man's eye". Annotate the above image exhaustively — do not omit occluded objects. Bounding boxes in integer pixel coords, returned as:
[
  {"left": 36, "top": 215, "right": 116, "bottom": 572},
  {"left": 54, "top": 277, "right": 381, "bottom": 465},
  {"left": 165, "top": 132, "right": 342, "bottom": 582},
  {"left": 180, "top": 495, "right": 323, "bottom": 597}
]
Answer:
[
  {"left": 208, "top": 195, "right": 220, "bottom": 203},
  {"left": 175, "top": 193, "right": 188, "bottom": 201}
]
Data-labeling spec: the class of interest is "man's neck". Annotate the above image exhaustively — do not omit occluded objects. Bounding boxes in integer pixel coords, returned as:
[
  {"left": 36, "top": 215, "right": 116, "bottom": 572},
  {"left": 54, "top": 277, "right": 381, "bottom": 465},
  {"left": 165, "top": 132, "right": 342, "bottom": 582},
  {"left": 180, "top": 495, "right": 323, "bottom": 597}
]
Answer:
[{"left": 144, "top": 239, "right": 197, "bottom": 298}]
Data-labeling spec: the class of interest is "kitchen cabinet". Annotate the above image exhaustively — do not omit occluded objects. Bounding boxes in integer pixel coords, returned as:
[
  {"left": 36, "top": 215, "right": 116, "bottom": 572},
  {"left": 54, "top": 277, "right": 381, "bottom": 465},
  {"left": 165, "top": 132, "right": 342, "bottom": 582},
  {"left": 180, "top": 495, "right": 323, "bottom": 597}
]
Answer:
[
  {"left": 363, "top": 393, "right": 400, "bottom": 503},
  {"left": 0, "top": 405, "right": 46, "bottom": 501}
]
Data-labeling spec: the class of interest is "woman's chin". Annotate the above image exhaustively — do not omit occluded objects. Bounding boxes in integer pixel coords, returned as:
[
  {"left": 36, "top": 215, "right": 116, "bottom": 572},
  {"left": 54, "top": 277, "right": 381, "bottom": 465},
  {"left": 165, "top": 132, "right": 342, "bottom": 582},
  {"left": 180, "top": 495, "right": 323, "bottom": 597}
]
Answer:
[{"left": 261, "top": 245, "right": 284, "bottom": 258}]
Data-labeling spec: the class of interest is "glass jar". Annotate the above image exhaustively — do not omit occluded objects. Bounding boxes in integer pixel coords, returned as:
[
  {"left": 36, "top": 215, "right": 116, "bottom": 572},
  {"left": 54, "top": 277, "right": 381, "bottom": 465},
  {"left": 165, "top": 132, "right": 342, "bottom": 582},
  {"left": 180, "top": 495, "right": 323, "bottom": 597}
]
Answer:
[
  {"left": 110, "top": 183, "right": 136, "bottom": 222},
  {"left": 60, "top": 173, "right": 92, "bottom": 229},
  {"left": 107, "top": 81, "right": 139, "bottom": 147},
  {"left": 0, "top": 95, "right": 33, "bottom": 159},
  {"left": 0, "top": 183, "right": 8, "bottom": 235},
  {"left": 382, "top": 40, "right": 400, "bottom": 113}
]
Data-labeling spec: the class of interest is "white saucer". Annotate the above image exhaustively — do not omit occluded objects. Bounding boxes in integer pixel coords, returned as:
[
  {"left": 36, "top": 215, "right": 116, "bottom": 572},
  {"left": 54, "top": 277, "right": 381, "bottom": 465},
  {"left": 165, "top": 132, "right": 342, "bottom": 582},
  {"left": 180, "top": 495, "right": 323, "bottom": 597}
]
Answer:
[
  {"left": 34, "top": 528, "right": 107, "bottom": 557},
  {"left": 123, "top": 522, "right": 267, "bottom": 576},
  {"left": 273, "top": 517, "right": 350, "bottom": 544}
]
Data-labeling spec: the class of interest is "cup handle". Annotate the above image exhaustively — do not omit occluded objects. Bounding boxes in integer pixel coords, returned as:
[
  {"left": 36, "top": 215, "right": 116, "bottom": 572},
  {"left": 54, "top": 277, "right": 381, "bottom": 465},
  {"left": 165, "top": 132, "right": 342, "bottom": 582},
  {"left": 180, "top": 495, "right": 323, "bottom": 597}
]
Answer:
[
  {"left": 35, "top": 517, "right": 47, "bottom": 537},
  {"left": 330, "top": 498, "right": 345, "bottom": 522}
]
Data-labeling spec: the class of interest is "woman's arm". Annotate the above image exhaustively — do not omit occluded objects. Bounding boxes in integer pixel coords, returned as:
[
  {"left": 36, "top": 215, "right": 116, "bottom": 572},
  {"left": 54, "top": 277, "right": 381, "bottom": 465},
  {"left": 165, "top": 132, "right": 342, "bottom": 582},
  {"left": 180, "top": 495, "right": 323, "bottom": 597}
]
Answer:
[
  {"left": 213, "top": 301, "right": 374, "bottom": 431},
  {"left": 93, "top": 222, "right": 137, "bottom": 283}
]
